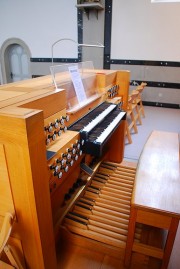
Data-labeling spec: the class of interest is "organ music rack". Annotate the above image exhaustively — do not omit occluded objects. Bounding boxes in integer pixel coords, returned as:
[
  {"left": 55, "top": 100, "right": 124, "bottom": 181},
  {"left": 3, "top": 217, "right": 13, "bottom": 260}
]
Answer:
[{"left": 0, "top": 65, "right": 130, "bottom": 268}]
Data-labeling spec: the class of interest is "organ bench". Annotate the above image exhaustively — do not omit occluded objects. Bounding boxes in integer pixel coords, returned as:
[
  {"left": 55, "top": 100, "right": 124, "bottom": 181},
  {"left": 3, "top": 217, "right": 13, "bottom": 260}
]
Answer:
[{"left": 124, "top": 130, "right": 180, "bottom": 269}]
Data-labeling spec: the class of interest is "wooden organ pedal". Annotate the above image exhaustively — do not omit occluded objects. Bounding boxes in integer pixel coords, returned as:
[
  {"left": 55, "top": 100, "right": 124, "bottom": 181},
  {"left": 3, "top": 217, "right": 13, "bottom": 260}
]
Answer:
[
  {"left": 62, "top": 161, "right": 138, "bottom": 252},
  {"left": 0, "top": 68, "right": 134, "bottom": 268}
]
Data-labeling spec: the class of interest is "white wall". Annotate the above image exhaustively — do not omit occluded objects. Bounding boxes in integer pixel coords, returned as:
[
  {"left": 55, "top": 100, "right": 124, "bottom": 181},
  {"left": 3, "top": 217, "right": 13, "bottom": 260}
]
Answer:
[
  {"left": 111, "top": 0, "right": 180, "bottom": 61},
  {"left": 0, "top": 0, "right": 78, "bottom": 58}
]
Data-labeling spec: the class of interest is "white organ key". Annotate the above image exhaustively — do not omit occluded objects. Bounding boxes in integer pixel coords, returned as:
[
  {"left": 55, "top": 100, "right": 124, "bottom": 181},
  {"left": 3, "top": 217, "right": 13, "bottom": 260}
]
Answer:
[
  {"left": 95, "top": 112, "right": 126, "bottom": 144},
  {"left": 82, "top": 104, "right": 116, "bottom": 133}
]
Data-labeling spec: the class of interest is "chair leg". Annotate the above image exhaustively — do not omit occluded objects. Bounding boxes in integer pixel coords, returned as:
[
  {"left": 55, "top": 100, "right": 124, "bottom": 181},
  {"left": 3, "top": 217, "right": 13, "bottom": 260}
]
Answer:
[
  {"left": 135, "top": 105, "right": 142, "bottom": 125},
  {"left": 139, "top": 100, "right": 145, "bottom": 117},
  {"left": 126, "top": 121, "right": 132, "bottom": 144},
  {"left": 130, "top": 112, "right": 138, "bottom": 133},
  {"left": 4, "top": 245, "right": 24, "bottom": 269},
  {"left": 0, "top": 260, "right": 14, "bottom": 268}
]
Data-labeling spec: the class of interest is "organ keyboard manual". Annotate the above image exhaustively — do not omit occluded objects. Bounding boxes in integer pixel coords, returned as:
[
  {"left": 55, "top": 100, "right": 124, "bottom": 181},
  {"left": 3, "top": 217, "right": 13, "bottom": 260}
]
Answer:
[{"left": 68, "top": 101, "right": 126, "bottom": 157}]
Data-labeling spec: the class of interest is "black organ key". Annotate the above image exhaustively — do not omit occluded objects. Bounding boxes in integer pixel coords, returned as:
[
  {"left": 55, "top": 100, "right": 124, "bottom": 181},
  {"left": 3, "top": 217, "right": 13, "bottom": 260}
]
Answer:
[
  {"left": 68, "top": 101, "right": 126, "bottom": 158},
  {"left": 68, "top": 211, "right": 89, "bottom": 221},
  {"left": 68, "top": 102, "right": 112, "bottom": 133}
]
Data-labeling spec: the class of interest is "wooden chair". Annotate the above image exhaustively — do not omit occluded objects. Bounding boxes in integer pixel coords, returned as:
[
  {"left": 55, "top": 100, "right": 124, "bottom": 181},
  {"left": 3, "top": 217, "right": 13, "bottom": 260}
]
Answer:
[
  {"left": 132, "top": 82, "right": 147, "bottom": 118},
  {"left": 130, "top": 91, "right": 142, "bottom": 126},
  {"left": 125, "top": 95, "right": 138, "bottom": 143},
  {"left": 0, "top": 212, "right": 23, "bottom": 269}
]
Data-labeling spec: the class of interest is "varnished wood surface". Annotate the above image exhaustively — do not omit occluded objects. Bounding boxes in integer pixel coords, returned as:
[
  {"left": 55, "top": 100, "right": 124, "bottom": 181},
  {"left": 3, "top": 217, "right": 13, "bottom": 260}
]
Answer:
[
  {"left": 132, "top": 131, "right": 180, "bottom": 216},
  {"left": 0, "top": 108, "right": 57, "bottom": 268},
  {"left": 56, "top": 226, "right": 165, "bottom": 269},
  {"left": 57, "top": 215, "right": 180, "bottom": 269},
  {"left": 61, "top": 161, "right": 136, "bottom": 251},
  {"left": 0, "top": 69, "right": 130, "bottom": 268}
]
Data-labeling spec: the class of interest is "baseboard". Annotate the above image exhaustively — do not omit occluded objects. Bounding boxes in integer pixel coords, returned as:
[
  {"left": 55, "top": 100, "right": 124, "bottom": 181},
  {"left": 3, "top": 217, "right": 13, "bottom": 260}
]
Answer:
[{"left": 143, "top": 101, "right": 180, "bottom": 109}]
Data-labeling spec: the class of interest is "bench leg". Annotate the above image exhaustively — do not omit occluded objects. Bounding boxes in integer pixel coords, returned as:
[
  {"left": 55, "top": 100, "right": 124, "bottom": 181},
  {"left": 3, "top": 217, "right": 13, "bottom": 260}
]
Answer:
[
  {"left": 161, "top": 218, "right": 179, "bottom": 269},
  {"left": 124, "top": 208, "right": 137, "bottom": 267}
]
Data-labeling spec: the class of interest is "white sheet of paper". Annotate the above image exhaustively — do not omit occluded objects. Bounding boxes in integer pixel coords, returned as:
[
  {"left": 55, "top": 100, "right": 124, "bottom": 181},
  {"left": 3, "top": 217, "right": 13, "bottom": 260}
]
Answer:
[{"left": 68, "top": 65, "right": 87, "bottom": 103}]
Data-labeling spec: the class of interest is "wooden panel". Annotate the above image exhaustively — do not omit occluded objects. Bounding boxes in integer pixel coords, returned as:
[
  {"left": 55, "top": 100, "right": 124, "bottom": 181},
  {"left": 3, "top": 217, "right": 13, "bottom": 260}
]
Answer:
[
  {"left": 116, "top": 70, "right": 130, "bottom": 110},
  {"left": 0, "top": 109, "right": 57, "bottom": 269},
  {"left": 16, "top": 76, "right": 53, "bottom": 90},
  {"left": 0, "top": 74, "right": 53, "bottom": 90},
  {"left": 44, "top": 108, "right": 67, "bottom": 126},
  {"left": 132, "top": 242, "right": 164, "bottom": 259},
  {"left": 107, "top": 120, "right": 126, "bottom": 163},
  {"left": 0, "top": 144, "right": 14, "bottom": 217},
  {"left": 96, "top": 70, "right": 117, "bottom": 89},
  {"left": 136, "top": 209, "right": 172, "bottom": 229},
  {"left": 0, "top": 107, "right": 35, "bottom": 117},
  {"left": 48, "top": 130, "right": 78, "bottom": 153},
  {"left": 19, "top": 89, "right": 66, "bottom": 118},
  {"left": 0, "top": 90, "right": 26, "bottom": 101},
  {"left": 132, "top": 131, "right": 180, "bottom": 216},
  {"left": 0, "top": 89, "right": 52, "bottom": 109},
  {"left": 67, "top": 97, "right": 103, "bottom": 126}
]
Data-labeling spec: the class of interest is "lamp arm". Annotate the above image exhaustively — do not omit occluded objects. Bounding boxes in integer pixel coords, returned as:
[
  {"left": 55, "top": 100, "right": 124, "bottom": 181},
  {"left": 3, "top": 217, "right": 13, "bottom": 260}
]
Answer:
[{"left": 51, "top": 38, "right": 104, "bottom": 65}]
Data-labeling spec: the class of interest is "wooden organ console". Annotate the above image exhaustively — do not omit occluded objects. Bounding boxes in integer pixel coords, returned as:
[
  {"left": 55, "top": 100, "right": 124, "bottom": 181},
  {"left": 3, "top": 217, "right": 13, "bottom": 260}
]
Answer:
[{"left": 0, "top": 68, "right": 131, "bottom": 268}]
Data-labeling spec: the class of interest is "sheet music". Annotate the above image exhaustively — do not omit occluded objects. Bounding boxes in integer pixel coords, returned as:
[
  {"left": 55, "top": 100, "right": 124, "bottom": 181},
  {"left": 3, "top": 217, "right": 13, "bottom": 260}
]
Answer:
[{"left": 68, "top": 65, "right": 87, "bottom": 103}]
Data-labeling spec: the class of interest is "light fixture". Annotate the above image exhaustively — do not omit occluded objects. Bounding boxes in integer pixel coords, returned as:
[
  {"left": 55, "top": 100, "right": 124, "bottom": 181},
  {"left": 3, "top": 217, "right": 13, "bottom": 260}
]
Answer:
[{"left": 51, "top": 38, "right": 104, "bottom": 65}]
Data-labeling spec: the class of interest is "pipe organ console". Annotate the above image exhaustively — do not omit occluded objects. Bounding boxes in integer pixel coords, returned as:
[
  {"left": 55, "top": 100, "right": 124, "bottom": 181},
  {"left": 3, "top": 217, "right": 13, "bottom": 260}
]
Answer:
[{"left": 0, "top": 68, "right": 132, "bottom": 268}]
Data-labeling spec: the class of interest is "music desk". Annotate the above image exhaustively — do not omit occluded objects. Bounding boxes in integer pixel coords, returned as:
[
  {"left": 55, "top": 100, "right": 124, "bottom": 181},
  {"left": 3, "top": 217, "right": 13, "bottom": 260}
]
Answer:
[{"left": 124, "top": 131, "right": 180, "bottom": 269}]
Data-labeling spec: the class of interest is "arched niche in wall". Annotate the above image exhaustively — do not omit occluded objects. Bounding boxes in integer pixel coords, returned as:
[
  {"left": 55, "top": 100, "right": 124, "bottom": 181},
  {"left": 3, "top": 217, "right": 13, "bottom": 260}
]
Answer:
[{"left": 0, "top": 38, "right": 32, "bottom": 84}]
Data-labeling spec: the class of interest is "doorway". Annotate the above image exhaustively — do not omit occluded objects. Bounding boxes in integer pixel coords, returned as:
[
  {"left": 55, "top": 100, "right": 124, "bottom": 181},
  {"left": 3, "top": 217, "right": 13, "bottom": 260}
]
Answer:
[{"left": 0, "top": 38, "right": 32, "bottom": 84}]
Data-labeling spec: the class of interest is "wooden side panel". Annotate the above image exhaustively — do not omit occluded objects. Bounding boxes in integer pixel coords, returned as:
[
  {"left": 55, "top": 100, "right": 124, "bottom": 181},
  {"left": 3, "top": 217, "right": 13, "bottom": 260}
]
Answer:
[
  {"left": 116, "top": 70, "right": 130, "bottom": 110},
  {"left": 96, "top": 70, "right": 117, "bottom": 90},
  {"left": 0, "top": 74, "right": 53, "bottom": 91},
  {"left": 107, "top": 120, "right": 126, "bottom": 163},
  {"left": 0, "top": 108, "right": 57, "bottom": 269},
  {"left": 0, "top": 144, "right": 14, "bottom": 217},
  {"left": 19, "top": 89, "right": 66, "bottom": 119},
  {"left": 67, "top": 97, "right": 102, "bottom": 126}
]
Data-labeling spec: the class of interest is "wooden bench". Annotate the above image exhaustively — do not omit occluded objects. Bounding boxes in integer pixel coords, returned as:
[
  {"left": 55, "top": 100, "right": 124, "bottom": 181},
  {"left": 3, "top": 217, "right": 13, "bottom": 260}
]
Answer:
[{"left": 124, "top": 130, "right": 180, "bottom": 269}]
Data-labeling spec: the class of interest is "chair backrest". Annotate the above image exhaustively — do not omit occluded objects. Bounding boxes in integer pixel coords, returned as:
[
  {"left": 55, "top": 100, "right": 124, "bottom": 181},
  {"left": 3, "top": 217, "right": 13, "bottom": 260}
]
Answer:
[
  {"left": 130, "top": 91, "right": 139, "bottom": 102},
  {"left": 141, "top": 82, "right": 147, "bottom": 88},
  {"left": 136, "top": 86, "right": 143, "bottom": 93},
  {"left": 0, "top": 213, "right": 14, "bottom": 254}
]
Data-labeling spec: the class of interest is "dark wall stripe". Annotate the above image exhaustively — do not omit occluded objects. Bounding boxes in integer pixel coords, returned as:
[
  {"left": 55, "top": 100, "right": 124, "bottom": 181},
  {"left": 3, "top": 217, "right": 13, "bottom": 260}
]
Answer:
[
  {"left": 77, "top": 8, "right": 83, "bottom": 62},
  {"left": 31, "top": 58, "right": 80, "bottom": 63},
  {"left": 111, "top": 59, "right": 180, "bottom": 67},
  {"left": 130, "top": 80, "right": 180, "bottom": 89},
  {"left": 143, "top": 101, "right": 180, "bottom": 109},
  {"left": 103, "top": 0, "right": 112, "bottom": 69}
]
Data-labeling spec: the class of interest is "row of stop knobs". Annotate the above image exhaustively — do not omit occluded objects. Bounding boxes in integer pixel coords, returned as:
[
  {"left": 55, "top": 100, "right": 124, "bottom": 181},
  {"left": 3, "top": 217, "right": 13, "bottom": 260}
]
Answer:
[
  {"left": 45, "top": 115, "right": 69, "bottom": 145},
  {"left": 64, "top": 178, "right": 84, "bottom": 201},
  {"left": 49, "top": 140, "right": 84, "bottom": 179},
  {"left": 108, "top": 84, "right": 119, "bottom": 98}
]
